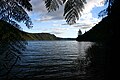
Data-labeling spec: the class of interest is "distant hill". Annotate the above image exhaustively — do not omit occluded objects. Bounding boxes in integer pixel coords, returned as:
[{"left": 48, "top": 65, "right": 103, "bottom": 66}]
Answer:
[
  {"left": 23, "top": 33, "right": 58, "bottom": 40},
  {"left": 76, "top": 17, "right": 114, "bottom": 42},
  {"left": 0, "top": 20, "right": 58, "bottom": 40}
]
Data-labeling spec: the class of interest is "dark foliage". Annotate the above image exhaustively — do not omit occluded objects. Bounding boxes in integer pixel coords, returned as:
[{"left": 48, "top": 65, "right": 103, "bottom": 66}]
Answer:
[
  {"left": 0, "top": 0, "right": 33, "bottom": 28},
  {"left": 77, "top": 0, "right": 120, "bottom": 79},
  {"left": 0, "top": 0, "right": 32, "bottom": 79},
  {"left": 0, "top": 20, "right": 27, "bottom": 79},
  {"left": 85, "top": 43, "right": 107, "bottom": 80}
]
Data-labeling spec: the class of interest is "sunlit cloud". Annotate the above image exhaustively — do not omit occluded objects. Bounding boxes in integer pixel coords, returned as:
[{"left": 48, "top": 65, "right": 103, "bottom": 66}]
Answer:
[
  {"left": 49, "top": 27, "right": 69, "bottom": 36},
  {"left": 84, "top": 0, "right": 105, "bottom": 13},
  {"left": 73, "top": 12, "right": 101, "bottom": 30},
  {"left": 34, "top": 16, "right": 53, "bottom": 22},
  {"left": 52, "top": 24, "right": 62, "bottom": 27},
  {"left": 73, "top": 24, "right": 91, "bottom": 28},
  {"left": 51, "top": 27, "right": 68, "bottom": 31}
]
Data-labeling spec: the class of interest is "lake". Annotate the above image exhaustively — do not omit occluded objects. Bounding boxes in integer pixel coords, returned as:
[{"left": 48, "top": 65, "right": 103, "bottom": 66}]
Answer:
[{"left": 13, "top": 41, "right": 94, "bottom": 79}]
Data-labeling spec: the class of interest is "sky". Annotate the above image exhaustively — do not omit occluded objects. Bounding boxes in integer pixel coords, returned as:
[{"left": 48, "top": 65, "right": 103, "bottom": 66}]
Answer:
[{"left": 21, "top": 0, "right": 107, "bottom": 38}]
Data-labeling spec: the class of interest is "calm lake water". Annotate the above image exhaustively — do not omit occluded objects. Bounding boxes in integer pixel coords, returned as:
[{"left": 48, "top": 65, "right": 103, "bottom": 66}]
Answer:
[{"left": 14, "top": 41, "right": 94, "bottom": 79}]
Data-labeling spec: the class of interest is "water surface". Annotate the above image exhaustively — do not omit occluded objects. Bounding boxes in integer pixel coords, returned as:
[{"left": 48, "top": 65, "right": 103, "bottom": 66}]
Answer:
[{"left": 14, "top": 41, "right": 93, "bottom": 79}]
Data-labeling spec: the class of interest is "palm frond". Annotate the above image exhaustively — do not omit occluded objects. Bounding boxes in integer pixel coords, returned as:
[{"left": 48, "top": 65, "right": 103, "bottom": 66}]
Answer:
[
  {"left": 16, "top": 0, "right": 32, "bottom": 11},
  {"left": 64, "top": 0, "right": 86, "bottom": 24},
  {"left": 44, "top": 0, "right": 63, "bottom": 12}
]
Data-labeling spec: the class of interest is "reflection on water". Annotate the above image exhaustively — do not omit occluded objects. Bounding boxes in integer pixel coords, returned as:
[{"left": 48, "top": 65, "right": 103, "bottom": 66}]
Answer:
[{"left": 12, "top": 41, "right": 94, "bottom": 80}]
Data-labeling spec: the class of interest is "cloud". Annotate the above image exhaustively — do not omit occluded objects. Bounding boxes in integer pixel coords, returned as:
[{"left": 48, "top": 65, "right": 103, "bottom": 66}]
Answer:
[
  {"left": 31, "top": 0, "right": 105, "bottom": 23},
  {"left": 72, "top": 12, "right": 101, "bottom": 30},
  {"left": 31, "top": 0, "right": 64, "bottom": 22},
  {"left": 31, "top": 0, "right": 47, "bottom": 13},
  {"left": 34, "top": 15, "right": 53, "bottom": 22},
  {"left": 52, "top": 24, "right": 62, "bottom": 27},
  {"left": 51, "top": 27, "right": 68, "bottom": 31},
  {"left": 74, "top": 23, "right": 91, "bottom": 28},
  {"left": 50, "top": 31, "right": 63, "bottom": 34},
  {"left": 84, "top": 0, "right": 105, "bottom": 13}
]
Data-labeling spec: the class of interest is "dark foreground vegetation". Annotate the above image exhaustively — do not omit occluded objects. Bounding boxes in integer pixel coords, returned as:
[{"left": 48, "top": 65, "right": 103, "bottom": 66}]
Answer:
[{"left": 76, "top": 0, "right": 120, "bottom": 79}]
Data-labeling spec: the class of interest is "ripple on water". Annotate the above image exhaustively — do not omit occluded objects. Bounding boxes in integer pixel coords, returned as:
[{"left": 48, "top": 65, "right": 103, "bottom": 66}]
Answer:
[{"left": 14, "top": 41, "right": 93, "bottom": 79}]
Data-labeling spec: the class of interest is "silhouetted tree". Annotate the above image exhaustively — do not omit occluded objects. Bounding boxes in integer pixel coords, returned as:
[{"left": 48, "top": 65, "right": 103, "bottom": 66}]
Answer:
[{"left": 78, "top": 29, "right": 82, "bottom": 36}]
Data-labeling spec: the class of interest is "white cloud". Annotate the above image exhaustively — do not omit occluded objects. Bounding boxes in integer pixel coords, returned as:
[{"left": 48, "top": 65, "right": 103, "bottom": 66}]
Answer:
[
  {"left": 84, "top": 0, "right": 105, "bottom": 13},
  {"left": 34, "top": 15, "right": 53, "bottom": 22},
  {"left": 50, "top": 31, "right": 63, "bottom": 34},
  {"left": 52, "top": 24, "right": 61, "bottom": 27},
  {"left": 48, "top": 27, "right": 69, "bottom": 36},
  {"left": 73, "top": 12, "right": 101, "bottom": 31},
  {"left": 31, "top": 0, "right": 47, "bottom": 13}
]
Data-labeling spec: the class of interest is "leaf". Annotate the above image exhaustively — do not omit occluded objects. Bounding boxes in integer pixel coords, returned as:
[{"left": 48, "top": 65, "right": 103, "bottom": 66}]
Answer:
[
  {"left": 64, "top": 0, "right": 86, "bottom": 24},
  {"left": 44, "top": 0, "right": 63, "bottom": 12},
  {"left": 16, "top": 0, "right": 32, "bottom": 11}
]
